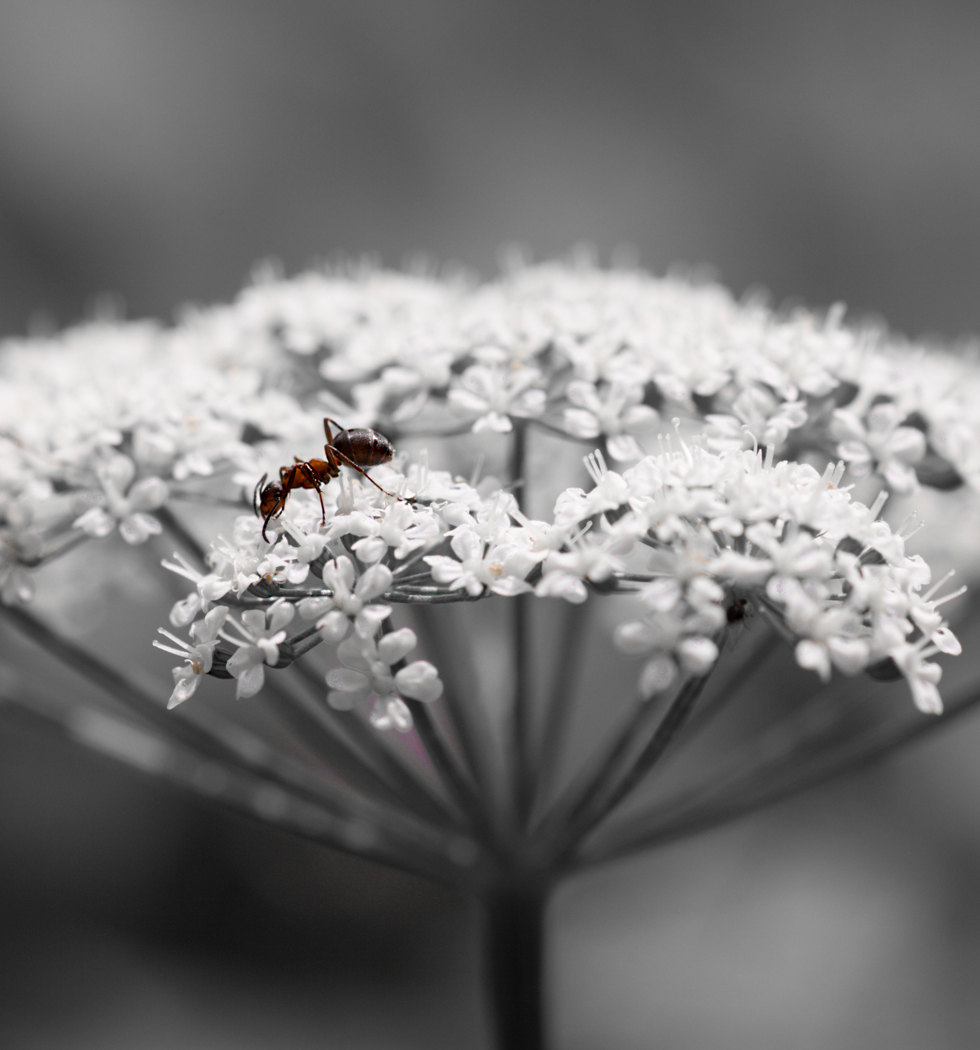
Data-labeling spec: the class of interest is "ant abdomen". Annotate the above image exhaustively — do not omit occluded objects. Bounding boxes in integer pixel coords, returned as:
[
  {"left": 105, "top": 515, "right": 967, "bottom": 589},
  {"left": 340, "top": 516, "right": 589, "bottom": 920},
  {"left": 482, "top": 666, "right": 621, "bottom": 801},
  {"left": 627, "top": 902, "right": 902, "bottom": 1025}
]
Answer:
[{"left": 332, "top": 428, "right": 394, "bottom": 467}]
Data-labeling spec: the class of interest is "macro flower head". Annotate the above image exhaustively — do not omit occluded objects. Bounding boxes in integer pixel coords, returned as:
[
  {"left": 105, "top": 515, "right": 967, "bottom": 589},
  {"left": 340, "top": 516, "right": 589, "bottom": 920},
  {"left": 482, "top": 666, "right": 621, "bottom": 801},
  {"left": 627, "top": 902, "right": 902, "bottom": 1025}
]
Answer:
[{"left": 3, "top": 258, "right": 980, "bottom": 1050}]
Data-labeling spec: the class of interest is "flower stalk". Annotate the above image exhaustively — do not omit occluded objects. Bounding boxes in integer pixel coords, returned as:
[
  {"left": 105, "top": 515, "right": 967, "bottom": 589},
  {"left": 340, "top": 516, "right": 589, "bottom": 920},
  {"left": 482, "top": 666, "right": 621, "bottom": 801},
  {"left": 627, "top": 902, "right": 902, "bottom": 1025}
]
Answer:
[{"left": 485, "top": 882, "right": 550, "bottom": 1050}]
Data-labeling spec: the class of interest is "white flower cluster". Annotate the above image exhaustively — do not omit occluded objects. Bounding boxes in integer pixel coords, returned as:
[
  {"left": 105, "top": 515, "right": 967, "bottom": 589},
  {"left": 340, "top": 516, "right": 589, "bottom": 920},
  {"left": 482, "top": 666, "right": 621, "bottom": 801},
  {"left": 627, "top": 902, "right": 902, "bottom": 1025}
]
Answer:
[
  {"left": 0, "top": 260, "right": 971, "bottom": 725},
  {"left": 4, "top": 262, "right": 980, "bottom": 606},
  {"left": 206, "top": 263, "right": 980, "bottom": 493},
  {"left": 155, "top": 432, "right": 962, "bottom": 719},
  {"left": 606, "top": 444, "right": 963, "bottom": 714},
  {"left": 0, "top": 314, "right": 298, "bottom": 602}
]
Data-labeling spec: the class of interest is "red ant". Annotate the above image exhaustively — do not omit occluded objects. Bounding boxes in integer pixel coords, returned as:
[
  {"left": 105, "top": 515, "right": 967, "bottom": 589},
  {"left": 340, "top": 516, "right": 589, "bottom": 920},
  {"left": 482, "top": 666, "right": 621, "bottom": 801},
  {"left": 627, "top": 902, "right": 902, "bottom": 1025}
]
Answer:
[{"left": 253, "top": 418, "right": 409, "bottom": 540}]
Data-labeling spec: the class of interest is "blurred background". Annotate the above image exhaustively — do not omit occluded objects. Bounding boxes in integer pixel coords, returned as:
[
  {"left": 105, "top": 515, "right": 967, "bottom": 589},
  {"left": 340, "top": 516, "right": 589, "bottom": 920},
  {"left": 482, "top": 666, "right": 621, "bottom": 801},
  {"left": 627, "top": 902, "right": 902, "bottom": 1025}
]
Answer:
[{"left": 4, "top": 0, "right": 980, "bottom": 1046}]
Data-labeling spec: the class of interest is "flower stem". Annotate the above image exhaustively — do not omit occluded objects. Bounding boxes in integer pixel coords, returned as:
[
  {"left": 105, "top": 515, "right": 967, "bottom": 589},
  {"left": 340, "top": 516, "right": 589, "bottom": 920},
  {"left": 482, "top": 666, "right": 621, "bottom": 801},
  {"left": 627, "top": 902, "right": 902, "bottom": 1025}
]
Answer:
[
  {"left": 508, "top": 422, "right": 533, "bottom": 827},
  {"left": 285, "top": 660, "right": 462, "bottom": 829},
  {"left": 531, "top": 598, "right": 590, "bottom": 813},
  {"left": 1, "top": 605, "right": 249, "bottom": 768},
  {"left": 544, "top": 673, "right": 711, "bottom": 860},
  {"left": 512, "top": 591, "right": 533, "bottom": 827},
  {"left": 592, "top": 676, "right": 708, "bottom": 821},
  {"left": 375, "top": 616, "right": 494, "bottom": 838},
  {"left": 410, "top": 697, "right": 497, "bottom": 843},
  {"left": 157, "top": 504, "right": 211, "bottom": 565},
  {"left": 485, "top": 881, "right": 549, "bottom": 1050},
  {"left": 0, "top": 683, "right": 461, "bottom": 887},
  {"left": 410, "top": 604, "right": 496, "bottom": 798},
  {"left": 581, "top": 678, "right": 980, "bottom": 867}
]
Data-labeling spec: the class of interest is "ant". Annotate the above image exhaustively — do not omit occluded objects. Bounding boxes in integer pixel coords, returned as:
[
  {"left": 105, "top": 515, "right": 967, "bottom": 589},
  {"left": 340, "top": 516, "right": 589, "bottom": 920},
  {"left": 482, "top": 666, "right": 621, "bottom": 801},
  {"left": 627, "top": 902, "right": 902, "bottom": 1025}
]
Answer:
[{"left": 253, "top": 418, "right": 409, "bottom": 541}]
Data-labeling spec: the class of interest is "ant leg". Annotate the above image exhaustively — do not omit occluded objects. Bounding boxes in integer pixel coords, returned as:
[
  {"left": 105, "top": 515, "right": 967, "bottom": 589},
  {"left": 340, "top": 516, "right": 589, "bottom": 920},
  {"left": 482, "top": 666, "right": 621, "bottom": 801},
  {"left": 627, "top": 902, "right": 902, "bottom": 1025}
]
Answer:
[
  {"left": 323, "top": 418, "right": 345, "bottom": 445},
  {"left": 327, "top": 447, "right": 408, "bottom": 502},
  {"left": 298, "top": 462, "right": 328, "bottom": 524}
]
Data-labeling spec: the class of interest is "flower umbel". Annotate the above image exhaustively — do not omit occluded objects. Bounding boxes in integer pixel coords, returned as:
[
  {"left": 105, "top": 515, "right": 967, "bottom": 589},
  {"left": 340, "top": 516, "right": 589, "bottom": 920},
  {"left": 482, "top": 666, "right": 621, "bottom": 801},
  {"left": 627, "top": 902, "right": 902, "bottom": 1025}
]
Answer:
[{"left": 2, "top": 259, "right": 979, "bottom": 1050}]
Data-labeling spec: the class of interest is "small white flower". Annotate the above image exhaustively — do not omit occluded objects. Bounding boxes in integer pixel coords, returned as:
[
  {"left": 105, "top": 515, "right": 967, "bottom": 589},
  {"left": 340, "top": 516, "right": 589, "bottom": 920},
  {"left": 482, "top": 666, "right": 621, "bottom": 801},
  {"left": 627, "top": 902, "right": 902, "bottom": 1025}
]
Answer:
[
  {"left": 394, "top": 660, "right": 444, "bottom": 703},
  {"left": 888, "top": 638, "right": 945, "bottom": 714},
  {"left": 317, "top": 556, "right": 393, "bottom": 638},
  {"left": 153, "top": 606, "right": 229, "bottom": 708},
  {"left": 72, "top": 454, "right": 169, "bottom": 544},
  {"left": 535, "top": 536, "right": 626, "bottom": 603},
  {"left": 905, "top": 569, "right": 966, "bottom": 654},
  {"left": 562, "top": 380, "right": 658, "bottom": 461},
  {"left": 638, "top": 655, "right": 679, "bottom": 699},
  {"left": 324, "top": 629, "right": 443, "bottom": 730},
  {"left": 833, "top": 403, "right": 926, "bottom": 494},
  {"left": 325, "top": 501, "right": 441, "bottom": 564},
  {"left": 448, "top": 363, "right": 546, "bottom": 432},
  {"left": 162, "top": 551, "right": 234, "bottom": 626},
  {"left": 221, "top": 600, "right": 295, "bottom": 699},
  {"left": 424, "top": 527, "right": 534, "bottom": 597},
  {"left": 705, "top": 385, "right": 808, "bottom": 453}
]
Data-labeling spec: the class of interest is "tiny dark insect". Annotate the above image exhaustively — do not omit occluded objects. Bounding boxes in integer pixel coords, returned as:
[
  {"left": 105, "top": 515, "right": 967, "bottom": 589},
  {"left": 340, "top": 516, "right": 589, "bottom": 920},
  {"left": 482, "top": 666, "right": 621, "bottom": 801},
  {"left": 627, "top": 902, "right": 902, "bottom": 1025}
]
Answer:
[
  {"left": 253, "top": 418, "right": 408, "bottom": 541},
  {"left": 726, "top": 597, "right": 750, "bottom": 624}
]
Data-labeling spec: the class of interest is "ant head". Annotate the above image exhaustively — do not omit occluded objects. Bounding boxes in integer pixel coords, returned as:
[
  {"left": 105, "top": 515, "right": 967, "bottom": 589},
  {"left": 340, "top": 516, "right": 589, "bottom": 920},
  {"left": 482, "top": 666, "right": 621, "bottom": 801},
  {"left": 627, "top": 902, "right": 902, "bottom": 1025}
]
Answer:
[
  {"left": 252, "top": 474, "right": 268, "bottom": 515},
  {"left": 256, "top": 478, "right": 286, "bottom": 519}
]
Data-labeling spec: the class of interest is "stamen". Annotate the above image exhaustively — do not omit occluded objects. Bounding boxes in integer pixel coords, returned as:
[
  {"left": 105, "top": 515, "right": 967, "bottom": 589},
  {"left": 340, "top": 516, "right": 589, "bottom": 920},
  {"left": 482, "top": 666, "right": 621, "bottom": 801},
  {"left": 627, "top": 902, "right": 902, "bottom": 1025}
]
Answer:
[
  {"left": 468, "top": 453, "right": 485, "bottom": 489},
  {"left": 161, "top": 551, "right": 202, "bottom": 581},
  {"left": 584, "top": 449, "right": 609, "bottom": 486},
  {"left": 869, "top": 489, "right": 889, "bottom": 519},
  {"left": 922, "top": 569, "right": 955, "bottom": 601},
  {"left": 156, "top": 627, "right": 193, "bottom": 652},
  {"left": 932, "top": 585, "right": 967, "bottom": 608},
  {"left": 897, "top": 513, "right": 925, "bottom": 540},
  {"left": 152, "top": 640, "right": 191, "bottom": 659}
]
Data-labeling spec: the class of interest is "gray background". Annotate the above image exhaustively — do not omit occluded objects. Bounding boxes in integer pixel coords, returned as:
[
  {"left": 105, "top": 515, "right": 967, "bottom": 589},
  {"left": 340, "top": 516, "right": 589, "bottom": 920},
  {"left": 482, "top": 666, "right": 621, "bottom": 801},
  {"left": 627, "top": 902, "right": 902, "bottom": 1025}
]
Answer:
[{"left": 3, "top": 1, "right": 980, "bottom": 1047}]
